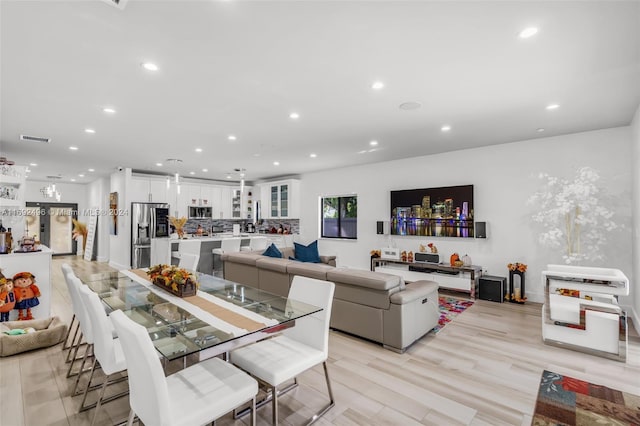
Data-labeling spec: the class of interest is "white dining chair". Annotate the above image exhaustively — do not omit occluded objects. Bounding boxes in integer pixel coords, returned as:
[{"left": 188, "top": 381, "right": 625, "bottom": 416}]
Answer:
[
  {"left": 65, "top": 274, "right": 95, "bottom": 389},
  {"left": 77, "top": 285, "right": 128, "bottom": 424},
  {"left": 178, "top": 252, "right": 200, "bottom": 271},
  {"left": 231, "top": 276, "right": 336, "bottom": 425},
  {"left": 240, "top": 236, "right": 268, "bottom": 252},
  {"left": 109, "top": 309, "right": 258, "bottom": 426},
  {"left": 61, "top": 264, "right": 81, "bottom": 361}
]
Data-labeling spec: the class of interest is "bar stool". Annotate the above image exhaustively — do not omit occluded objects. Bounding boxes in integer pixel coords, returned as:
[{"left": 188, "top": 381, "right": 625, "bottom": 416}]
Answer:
[
  {"left": 240, "top": 236, "right": 268, "bottom": 252},
  {"left": 172, "top": 239, "right": 201, "bottom": 266},
  {"left": 212, "top": 238, "right": 242, "bottom": 277}
]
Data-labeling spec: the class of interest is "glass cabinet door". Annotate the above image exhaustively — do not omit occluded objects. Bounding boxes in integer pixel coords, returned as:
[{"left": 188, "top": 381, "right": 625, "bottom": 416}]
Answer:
[
  {"left": 270, "top": 185, "right": 278, "bottom": 217},
  {"left": 279, "top": 184, "right": 288, "bottom": 217}
]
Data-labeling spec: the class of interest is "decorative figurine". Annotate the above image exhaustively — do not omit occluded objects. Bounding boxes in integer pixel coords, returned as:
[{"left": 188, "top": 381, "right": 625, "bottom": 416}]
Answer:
[
  {"left": 12, "top": 272, "right": 40, "bottom": 320},
  {"left": 0, "top": 278, "right": 16, "bottom": 321}
]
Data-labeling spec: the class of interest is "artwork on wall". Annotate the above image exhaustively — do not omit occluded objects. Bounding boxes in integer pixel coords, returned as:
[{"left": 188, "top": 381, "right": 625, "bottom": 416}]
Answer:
[{"left": 109, "top": 192, "right": 118, "bottom": 235}]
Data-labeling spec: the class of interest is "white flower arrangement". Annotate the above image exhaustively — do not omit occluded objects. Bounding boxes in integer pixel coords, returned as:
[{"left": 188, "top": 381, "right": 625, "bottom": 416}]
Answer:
[{"left": 528, "top": 167, "right": 617, "bottom": 264}]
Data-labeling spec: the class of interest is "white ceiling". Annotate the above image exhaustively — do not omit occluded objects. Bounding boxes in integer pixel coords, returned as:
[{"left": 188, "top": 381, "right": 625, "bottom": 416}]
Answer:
[{"left": 1, "top": 0, "right": 639, "bottom": 184}]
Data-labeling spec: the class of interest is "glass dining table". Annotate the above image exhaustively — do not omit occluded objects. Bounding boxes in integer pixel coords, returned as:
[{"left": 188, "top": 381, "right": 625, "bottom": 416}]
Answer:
[{"left": 77, "top": 269, "right": 322, "bottom": 361}]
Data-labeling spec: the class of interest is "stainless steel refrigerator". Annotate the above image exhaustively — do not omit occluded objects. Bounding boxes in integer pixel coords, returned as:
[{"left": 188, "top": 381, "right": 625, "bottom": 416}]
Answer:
[{"left": 131, "top": 202, "right": 170, "bottom": 268}]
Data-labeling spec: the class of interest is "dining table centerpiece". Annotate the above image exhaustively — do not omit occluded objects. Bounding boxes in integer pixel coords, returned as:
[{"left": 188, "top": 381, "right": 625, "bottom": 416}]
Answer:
[{"left": 147, "top": 264, "right": 199, "bottom": 298}]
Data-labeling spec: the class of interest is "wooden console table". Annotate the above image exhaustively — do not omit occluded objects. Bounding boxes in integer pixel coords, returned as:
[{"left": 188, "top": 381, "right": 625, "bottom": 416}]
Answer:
[{"left": 371, "top": 258, "right": 481, "bottom": 298}]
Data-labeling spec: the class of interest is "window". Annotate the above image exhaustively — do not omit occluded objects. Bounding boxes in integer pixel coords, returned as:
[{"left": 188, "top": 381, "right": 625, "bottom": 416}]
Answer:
[{"left": 321, "top": 195, "right": 357, "bottom": 239}]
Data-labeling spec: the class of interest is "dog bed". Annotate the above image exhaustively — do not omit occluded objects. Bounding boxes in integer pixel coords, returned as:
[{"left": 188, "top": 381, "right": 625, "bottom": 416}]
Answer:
[{"left": 0, "top": 317, "right": 67, "bottom": 357}]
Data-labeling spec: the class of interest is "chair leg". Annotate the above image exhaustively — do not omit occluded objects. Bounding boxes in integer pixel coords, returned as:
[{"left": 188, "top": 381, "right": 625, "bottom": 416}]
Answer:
[
  {"left": 250, "top": 396, "right": 256, "bottom": 426},
  {"left": 127, "top": 409, "right": 135, "bottom": 426},
  {"left": 79, "top": 358, "right": 98, "bottom": 409},
  {"left": 62, "top": 315, "right": 76, "bottom": 350},
  {"left": 272, "top": 385, "right": 278, "bottom": 426},
  {"left": 66, "top": 332, "right": 84, "bottom": 377},
  {"left": 72, "top": 344, "right": 93, "bottom": 395},
  {"left": 65, "top": 325, "right": 82, "bottom": 363},
  {"left": 307, "top": 361, "right": 335, "bottom": 425},
  {"left": 90, "top": 373, "right": 111, "bottom": 426}
]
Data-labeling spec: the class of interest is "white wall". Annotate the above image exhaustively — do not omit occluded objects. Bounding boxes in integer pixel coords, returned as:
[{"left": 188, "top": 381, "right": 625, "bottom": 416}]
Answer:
[
  {"left": 631, "top": 105, "right": 640, "bottom": 327},
  {"left": 299, "top": 126, "right": 633, "bottom": 305},
  {"left": 108, "top": 168, "right": 130, "bottom": 270}
]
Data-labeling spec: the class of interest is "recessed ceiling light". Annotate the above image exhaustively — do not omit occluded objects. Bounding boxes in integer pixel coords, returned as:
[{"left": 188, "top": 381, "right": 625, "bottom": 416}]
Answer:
[
  {"left": 226, "top": 174, "right": 232, "bottom": 179},
  {"left": 441, "top": 125, "right": 452, "bottom": 132},
  {"left": 202, "top": 168, "right": 208, "bottom": 172},
  {"left": 195, "top": 148, "right": 203, "bottom": 153},
  {"left": 369, "top": 140, "right": 378, "bottom": 146},
  {"left": 519, "top": 27, "right": 539, "bottom": 39},
  {"left": 310, "top": 153, "right": 317, "bottom": 158},
  {"left": 103, "top": 107, "right": 116, "bottom": 114},
  {"left": 29, "top": 163, "right": 37, "bottom": 167},
  {"left": 357, "top": 150, "right": 367, "bottom": 154},
  {"left": 88, "top": 168, "right": 95, "bottom": 172},
  {"left": 189, "top": 171, "right": 195, "bottom": 175},
  {"left": 156, "top": 162, "right": 163, "bottom": 167},
  {"left": 228, "top": 135, "right": 237, "bottom": 141},
  {"left": 289, "top": 112, "right": 300, "bottom": 120},
  {"left": 537, "top": 128, "right": 545, "bottom": 132},
  {"left": 69, "top": 146, "right": 78, "bottom": 151},
  {"left": 71, "top": 178, "right": 76, "bottom": 182},
  {"left": 371, "top": 81, "right": 385, "bottom": 90},
  {"left": 399, "top": 101, "right": 422, "bottom": 110},
  {"left": 142, "top": 62, "right": 159, "bottom": 71},
  {"left": 546, "top": 104, "right": 560, "bottom": 110},
  {"left": 78, "top": 174, "right": 85, "bottom": 177},
  {"left": 273, "top": 161, "right": 280, "bottom": 166},
  {"left": 85, "top": 128, "right": 96, "bottom": 134},
  {"left": 253, "top": 153, "right": 261, "bottom": 157}
]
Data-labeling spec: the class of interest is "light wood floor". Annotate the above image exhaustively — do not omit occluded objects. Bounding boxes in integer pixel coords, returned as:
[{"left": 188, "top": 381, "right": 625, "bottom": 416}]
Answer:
[{"left": 1, "top": 256, "right": 638, "bottom": 426}]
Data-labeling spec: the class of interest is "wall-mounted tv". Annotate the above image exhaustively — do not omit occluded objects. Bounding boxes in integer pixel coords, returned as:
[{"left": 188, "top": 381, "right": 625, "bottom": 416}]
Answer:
[{"left": 390, "top": 184, "right": 474, "bottom": 237}]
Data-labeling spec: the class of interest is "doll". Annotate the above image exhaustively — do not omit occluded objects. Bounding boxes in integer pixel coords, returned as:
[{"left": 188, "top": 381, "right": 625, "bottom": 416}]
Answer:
[
  {"left": 0, "top": 278, "right": 16, "bottom": 322},
  {"left": 12, "top": 272, "right": 40, "bottom": 320}
]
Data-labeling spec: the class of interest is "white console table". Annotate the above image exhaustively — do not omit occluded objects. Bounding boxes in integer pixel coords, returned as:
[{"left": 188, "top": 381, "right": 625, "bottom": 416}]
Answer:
[{"left": 371, "top": 258, "right": 481, "bottom": 298}]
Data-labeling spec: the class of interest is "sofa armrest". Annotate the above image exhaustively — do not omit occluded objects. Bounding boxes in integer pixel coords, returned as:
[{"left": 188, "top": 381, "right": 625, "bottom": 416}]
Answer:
[
  {"left": 319, "top": 255, "right": 336, "bottom": 266},
  {"left": 390, "top": 280, "right": 439, "bottom": 304}
]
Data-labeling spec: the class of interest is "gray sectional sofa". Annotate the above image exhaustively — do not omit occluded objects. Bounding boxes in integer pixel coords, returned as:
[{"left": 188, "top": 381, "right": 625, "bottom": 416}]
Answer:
[{"left": 222, "top": 248, "right": 439, "bottom": 352}]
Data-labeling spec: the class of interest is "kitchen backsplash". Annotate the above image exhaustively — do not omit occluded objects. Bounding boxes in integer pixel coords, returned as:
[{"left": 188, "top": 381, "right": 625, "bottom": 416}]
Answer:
[{"left": 183, "top": 219, "right": 299, "bottom": 234}]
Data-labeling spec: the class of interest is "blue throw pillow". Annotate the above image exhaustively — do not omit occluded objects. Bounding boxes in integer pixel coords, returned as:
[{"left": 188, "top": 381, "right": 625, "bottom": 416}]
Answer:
[
  {"left": 262, "top": 243, "right": 283, "bottom": 258},
  {"left": 293, "top": 240, "right": 321, "bottom": 263}
]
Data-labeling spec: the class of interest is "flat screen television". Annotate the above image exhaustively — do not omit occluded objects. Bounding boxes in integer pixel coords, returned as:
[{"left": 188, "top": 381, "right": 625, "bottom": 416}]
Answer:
[{"left": 390, "top": 184, "right": 474, "bottom": 237}]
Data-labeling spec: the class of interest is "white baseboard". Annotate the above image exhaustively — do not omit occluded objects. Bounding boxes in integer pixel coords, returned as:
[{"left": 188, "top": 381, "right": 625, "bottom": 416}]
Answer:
[
  {"left": 108, "top": 261, "right": 130, "bottom": 270},
  {"left": 97, "top": 256, "right": 108, "bottom": 263},
  {"left": 627, "top": 305, "right": 640, "bottom": 332}
]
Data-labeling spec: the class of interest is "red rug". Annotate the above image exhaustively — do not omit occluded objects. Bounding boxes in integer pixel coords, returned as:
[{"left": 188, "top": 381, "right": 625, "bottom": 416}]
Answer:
[
  {"left": 432, "top": 296, "right": 474, "bottom": 333},
  {"left": 532, "top": 370, "right": 640, "bottom": 425}
]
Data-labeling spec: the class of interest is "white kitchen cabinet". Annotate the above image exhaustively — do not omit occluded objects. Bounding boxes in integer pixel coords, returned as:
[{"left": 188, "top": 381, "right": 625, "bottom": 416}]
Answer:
[
  {"left": 261, "top": 179, "right": 300, "bottom": 219},
  {"left": 199, "top": 186, "right": 214, "bottom": 207},
  {"left": 220, "top": 187, "right": 233, "bottom": 219},
  {"left": 230, "top": 186, "right": 253, "bottom": 219},
  {"left": 129, "top": 178, "right": 151, "bottom": 203},
  {"left": 131, "top": 177, "right": 170, "bottom": 204}
]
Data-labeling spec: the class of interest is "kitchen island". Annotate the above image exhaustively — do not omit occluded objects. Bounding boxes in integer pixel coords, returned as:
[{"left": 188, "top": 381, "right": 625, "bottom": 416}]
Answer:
[
  {"left": 150, "top": 234, "right": 295, "bottom": 275},
  {"left": 0, "top": 245, "right": 52, "bottom": 320}
]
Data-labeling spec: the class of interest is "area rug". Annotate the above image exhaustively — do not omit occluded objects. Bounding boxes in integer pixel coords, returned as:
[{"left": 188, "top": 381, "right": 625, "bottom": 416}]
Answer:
[
  {"left": 431, "top": 296, "right": 474, "bottom": 333},
  {"left": 532, "top": 370, "right": 640, "bottom": 425}
]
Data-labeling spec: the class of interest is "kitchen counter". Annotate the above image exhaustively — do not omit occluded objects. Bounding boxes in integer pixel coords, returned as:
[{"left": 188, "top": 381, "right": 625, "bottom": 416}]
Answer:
[
  {"left": 0, "top": 245, "right": 52, "bottom": 320},
  {"left": 150, "top": 234, "right": 296, "bottom": 274}
]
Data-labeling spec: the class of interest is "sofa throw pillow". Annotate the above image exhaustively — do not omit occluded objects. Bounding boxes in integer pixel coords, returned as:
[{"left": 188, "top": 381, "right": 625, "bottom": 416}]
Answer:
[
  {"left": 293, "top": 240, "right": 321, "bottom": 263},
  {"left": 262, "top": 243, "right": 283, "bottom": 258}
]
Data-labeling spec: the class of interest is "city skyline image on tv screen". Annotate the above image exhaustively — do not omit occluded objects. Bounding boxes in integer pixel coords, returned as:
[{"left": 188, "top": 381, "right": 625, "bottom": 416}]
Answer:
[{"left": 390, "top": 184, "right": 474, "bottom": 237}]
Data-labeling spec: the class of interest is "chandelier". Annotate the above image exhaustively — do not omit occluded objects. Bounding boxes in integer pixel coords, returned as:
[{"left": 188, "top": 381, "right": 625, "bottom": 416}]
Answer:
[{"left": 41, "top": 176, "right": 62, "bottom": 201}]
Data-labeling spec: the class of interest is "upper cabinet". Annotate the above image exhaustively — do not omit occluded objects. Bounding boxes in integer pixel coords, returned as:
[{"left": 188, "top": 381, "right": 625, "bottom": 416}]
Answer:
[
  {"left": 231, "top": 186, "right": 253, "bottom": 219},
  {"left": 259, "top": 179, "right": 300, "bottom": 219},
  {"left": 130, "top": 177, "right": 169, "bottom": 204}
]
